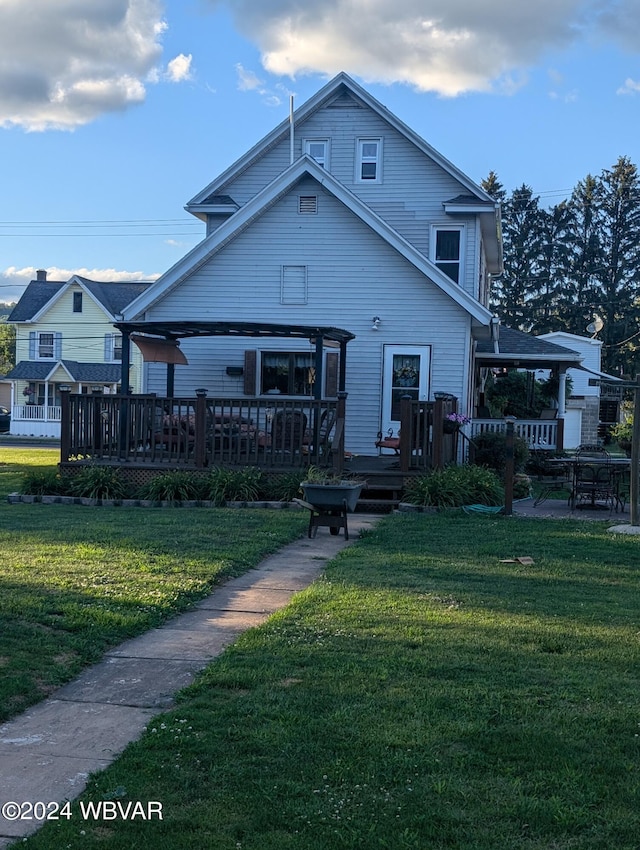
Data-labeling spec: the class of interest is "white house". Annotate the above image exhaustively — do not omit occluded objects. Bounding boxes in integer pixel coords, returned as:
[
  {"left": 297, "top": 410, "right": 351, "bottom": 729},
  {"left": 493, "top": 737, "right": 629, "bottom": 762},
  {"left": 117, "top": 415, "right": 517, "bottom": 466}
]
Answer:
[
  {"left": 538, "top": 331, "right": 621, "bottom": 448},
  {"left": 116, "top": 72, "right": 509, "bottom": 456}
]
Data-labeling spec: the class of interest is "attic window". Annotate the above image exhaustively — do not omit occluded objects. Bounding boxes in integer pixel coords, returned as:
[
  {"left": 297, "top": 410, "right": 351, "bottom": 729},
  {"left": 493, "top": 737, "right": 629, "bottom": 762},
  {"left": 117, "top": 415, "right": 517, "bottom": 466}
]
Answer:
[
  {"left": 73, "top": 292, "right": 82, "bottom": 312},
  {"left": 298, "top": 195, "right": 318, "bottom": 215}
]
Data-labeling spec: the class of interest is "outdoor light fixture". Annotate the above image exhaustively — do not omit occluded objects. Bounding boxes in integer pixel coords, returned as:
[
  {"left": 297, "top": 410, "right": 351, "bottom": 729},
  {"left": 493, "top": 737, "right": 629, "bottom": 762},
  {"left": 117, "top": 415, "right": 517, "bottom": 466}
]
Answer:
[{"left": 371, "top": 316, "right": 381, "bottom": 331}]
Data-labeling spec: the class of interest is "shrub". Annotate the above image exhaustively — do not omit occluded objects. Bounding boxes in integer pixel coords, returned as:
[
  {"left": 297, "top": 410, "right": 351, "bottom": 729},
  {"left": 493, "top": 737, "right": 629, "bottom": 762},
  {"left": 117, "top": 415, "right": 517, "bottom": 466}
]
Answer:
[
  {"left": 139, "top": 471, "right": 205, "bottom": 503},
  {"left": 470, "top": 430, "right": 529, "bottom": 474},
  {"left": 404, "top": 464, "right": 504, "bottom": 509},
  {"left": 263, "top": 471, "right": 305, "bottom": 502},
  {"left": 20, "top": 469, "right": 69, "bottom": 496},
  {"left": 69, "top": 464, "right": 129, "bottom": 500},
  {"left": 513, "top": 473, "right": 532, "bottom": 499},
  {"left": 202, "top": 467, "right": 264, "bottom": 505}
]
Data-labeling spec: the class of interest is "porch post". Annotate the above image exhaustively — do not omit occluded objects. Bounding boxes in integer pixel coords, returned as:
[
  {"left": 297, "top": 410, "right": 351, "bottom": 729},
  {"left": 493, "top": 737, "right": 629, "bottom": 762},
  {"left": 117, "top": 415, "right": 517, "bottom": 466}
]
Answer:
[
  {"left": 314, "top": 335, "right": 324, "bottom": 400},
  {"left": 166, "top": 362, "right": 175, "bottom": 398},
  {"left": 118, "top": 329, "right": 131, "bottom": 454},
  {"left": 60, "top": 388, "right": 71, "bottom": 463},
  {"left": 557, "top": 369, "right": 567, "bottom": 452},
  {"left": 339, "top": 340, "right": 347, "bottom": 393},
  {"left": 194, "top": 388, "right": 207, "bottom": 469}
]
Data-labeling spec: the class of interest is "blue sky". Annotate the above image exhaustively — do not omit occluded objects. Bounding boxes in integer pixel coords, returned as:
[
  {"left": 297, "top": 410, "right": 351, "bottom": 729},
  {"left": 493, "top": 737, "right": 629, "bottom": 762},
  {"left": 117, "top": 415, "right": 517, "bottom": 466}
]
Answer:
[{"left": 0, "top": 0, "right": 638, "bottom": 302}]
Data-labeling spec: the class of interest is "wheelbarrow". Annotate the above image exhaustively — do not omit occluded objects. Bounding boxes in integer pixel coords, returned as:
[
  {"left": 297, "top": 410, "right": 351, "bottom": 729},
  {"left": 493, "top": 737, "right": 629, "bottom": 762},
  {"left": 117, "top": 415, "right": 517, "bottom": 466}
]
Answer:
[{"left": 293, "top": 481, "right": 364, "bottom": 540}]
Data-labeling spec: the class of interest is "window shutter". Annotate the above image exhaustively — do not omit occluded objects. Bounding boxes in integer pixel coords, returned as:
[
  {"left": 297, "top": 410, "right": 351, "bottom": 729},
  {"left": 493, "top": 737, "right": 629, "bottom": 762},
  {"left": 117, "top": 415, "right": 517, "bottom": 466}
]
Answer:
[
  {"left": 325, "top": 352, "right": 339, "bottom": 397},
  {"left": 54, "top": 332, "right": 62, "bottom": 360},
  {"left": 104, "top": 334, "right": 112, "bottom": 361},
  {"left": 29, "top": 331, "right": 36, "bottom": 359},
  {"left": 243, "top": 350, "right": 257, "bottom": 395}
]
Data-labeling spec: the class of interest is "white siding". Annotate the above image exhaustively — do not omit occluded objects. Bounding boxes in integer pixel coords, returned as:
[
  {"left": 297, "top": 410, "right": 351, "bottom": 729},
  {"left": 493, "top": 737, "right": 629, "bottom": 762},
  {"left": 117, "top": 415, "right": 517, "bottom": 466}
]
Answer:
[
  {"left": 146, "top": 179, "right": 472, "bottom": 454},
  {"left": 216, "top": 96, "right": 482, "bottom": 292}
]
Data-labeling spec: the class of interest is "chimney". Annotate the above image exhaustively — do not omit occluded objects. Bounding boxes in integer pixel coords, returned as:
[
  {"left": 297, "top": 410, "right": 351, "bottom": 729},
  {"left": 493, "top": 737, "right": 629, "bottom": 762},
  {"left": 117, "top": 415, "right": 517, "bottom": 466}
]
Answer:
[{"left": 36, "top": 269, "right": 47, "bottom": 282}]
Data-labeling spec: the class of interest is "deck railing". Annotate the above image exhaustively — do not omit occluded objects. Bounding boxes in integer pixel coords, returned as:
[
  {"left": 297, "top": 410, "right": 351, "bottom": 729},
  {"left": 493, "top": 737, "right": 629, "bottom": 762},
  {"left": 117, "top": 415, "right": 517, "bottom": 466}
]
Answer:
[
  {"left": 471, "top": 418, "right": 561, "bottom": 450},
  {"left": 60, "top": 392, "right": 345, "bottom": 473},
  {"left": 396, "top": 396, "right": 459, "bottom": 471},
  {"left": 13, "top": 404, "right": 62, "bottom": 422}
]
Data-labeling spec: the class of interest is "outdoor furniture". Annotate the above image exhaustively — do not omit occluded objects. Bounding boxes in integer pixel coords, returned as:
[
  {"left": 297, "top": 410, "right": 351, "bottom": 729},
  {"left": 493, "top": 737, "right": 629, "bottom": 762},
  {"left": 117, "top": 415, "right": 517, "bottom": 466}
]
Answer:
[
  {"left": 569, "top": 446, "right": 617, "bottom": 511},
  {"left": 270, "top": 409, "right": 307, "bottom": 456},
  {"left": 376, "top": 428, "right": 400, "bottom": 455},
  {"left": 533, "top": 459, "right": 572, "bottom": 506}
]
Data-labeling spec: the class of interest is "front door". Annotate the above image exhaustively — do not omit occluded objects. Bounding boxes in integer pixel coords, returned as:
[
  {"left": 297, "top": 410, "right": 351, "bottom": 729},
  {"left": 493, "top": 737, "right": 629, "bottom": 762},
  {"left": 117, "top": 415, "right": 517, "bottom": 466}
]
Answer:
[{"left": 381, "top": 345, "right": 431, "bottom": 436}]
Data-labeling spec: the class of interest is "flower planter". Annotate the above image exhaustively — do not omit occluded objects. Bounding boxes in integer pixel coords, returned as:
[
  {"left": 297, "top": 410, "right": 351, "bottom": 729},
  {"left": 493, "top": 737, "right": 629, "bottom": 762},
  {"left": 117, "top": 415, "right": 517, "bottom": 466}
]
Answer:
[
  {"left": 442, "top": 419, "right": 459, "bottom": 434},
  {"left": 300, "top": 481, "right": 364, "bottom": 513}
]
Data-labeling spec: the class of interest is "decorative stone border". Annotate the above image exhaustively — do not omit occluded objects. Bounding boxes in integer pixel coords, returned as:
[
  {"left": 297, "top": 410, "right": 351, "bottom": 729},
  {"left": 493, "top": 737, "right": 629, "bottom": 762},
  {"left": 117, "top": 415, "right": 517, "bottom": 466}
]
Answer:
[{"left": 7, "top": 493, "right": 298, "bottom": 509}]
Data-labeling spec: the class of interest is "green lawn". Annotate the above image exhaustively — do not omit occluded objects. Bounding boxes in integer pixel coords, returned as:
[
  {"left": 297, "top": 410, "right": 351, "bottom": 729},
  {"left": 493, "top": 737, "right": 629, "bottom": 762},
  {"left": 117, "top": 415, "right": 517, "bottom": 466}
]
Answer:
[
  {"left": 15, "top": 500, "right": 640, "bottom": 849},
  {"left": 0, "top": 448, "right": 307, "bottom": 721}
]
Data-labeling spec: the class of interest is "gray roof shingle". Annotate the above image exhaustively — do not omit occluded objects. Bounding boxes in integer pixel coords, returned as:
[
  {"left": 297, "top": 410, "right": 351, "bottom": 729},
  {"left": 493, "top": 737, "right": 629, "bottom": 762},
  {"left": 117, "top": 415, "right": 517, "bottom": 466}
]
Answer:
[
  {"left": 8, "top": 277, "right": 151, "bottom": 322},
  {"left": 5, "top": 360, "right": 123, "bottom": 383}
]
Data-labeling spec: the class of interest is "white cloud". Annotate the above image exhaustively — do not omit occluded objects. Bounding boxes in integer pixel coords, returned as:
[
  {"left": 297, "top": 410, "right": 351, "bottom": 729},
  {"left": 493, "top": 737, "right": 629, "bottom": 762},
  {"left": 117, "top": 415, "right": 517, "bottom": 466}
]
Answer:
[
  {"left": 166, "top": 54, "right": 193, "bottom": 83},
  {"left": 235, "top": 63, "right": 283, "bottom": 106},
  {"left": 209, "top": 0, "right": 639, "bottom": 97},
  {"left": 0, "top": 0, "right": 189, "bottom": 131},
  {"left": 235, "top": 63, "right": 264, "bottom": 91},
  {"left": 617, "top": 78, "right": 640, "bottom": 95},
  {"left": 1, "top": 266, "right": 160, "bottom": 302}
]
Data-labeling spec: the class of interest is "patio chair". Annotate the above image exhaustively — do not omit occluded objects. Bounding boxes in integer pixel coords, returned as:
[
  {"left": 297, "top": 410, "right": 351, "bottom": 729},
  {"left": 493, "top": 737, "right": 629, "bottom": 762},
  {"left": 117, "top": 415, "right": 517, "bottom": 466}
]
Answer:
[
  {"left": 570, "top": 454, "right": 617, "bottom": 511},
  {"left": 270, "top": 409, "right": 308, "bottom": 456},
  {"left": 305, "top": 408, "right": 336, "bottom": 459}
]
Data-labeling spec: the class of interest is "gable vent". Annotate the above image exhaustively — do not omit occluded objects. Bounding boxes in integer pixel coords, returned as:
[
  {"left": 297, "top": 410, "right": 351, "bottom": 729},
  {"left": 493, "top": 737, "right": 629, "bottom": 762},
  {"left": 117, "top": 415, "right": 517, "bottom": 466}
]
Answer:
[{"left": 299, "top": 195, "right": 318, "bottom": 214}]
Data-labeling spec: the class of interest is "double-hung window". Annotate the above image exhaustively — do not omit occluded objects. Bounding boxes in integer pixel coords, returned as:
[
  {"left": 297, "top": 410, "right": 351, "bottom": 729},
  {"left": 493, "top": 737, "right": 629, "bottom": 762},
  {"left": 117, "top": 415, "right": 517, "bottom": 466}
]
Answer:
[
  {"left": 304, "top": 139, "right": 329, "bottom": 169},
  {"left": 38, "top": 332, "right": 55, "bottom": 358},
  {"left": 105, "top": 333, "right": 123, "bottom": 362},
  {"left": 432, "top": 227, "right": 463, "bottom": 284},
  {"left": 357, "top": 138, "right": 382, "bottom": 182}
]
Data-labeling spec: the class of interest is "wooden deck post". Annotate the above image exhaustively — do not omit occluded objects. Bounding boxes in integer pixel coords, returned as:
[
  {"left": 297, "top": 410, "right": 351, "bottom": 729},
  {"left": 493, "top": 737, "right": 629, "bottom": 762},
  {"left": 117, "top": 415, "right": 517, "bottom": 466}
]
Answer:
[
  {"left": 399, "top": 395, "right": 412, "bottom": 473},
  {"left": 432, "top": 396, "right": 445, "bottom": 469},
  {"left": 331, "top": 392, "right": 347, "bottom": 477},
  {"left": 60, "top": 388, "right": 71, "bottom": 463},
  {"left": 194, "top": 388, "right": 207, "bottom": 468}
]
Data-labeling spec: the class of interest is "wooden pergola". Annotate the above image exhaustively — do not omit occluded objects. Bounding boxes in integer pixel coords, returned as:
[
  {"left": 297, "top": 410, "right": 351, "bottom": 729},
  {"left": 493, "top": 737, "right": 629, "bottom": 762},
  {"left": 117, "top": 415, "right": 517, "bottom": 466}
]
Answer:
[{"left": 114, "top": 320, "right": 355, "bottom": 398}]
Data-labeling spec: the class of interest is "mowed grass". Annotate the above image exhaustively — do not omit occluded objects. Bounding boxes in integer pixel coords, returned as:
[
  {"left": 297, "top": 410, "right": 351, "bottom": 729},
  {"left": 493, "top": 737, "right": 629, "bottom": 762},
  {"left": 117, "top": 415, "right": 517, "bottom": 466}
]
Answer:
[
  {"left": 20, "top": 510, "right": 640, "bottom": 850},
  {"left": 0, "top": 447, "right": 306, "bottom": 721}
]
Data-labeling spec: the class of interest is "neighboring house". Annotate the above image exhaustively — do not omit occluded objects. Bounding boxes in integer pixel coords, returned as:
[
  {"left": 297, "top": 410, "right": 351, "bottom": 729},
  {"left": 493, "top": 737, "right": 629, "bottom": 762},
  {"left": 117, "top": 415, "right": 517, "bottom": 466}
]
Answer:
[
  {"left": 119, "top": 72, "right": 508, "bottom": 456},
  {"left": 538, "top": 331, "right": 621, "bottom": 448},
  {"left": 5, "top": 271, "right": 150, "bottom": 437}
]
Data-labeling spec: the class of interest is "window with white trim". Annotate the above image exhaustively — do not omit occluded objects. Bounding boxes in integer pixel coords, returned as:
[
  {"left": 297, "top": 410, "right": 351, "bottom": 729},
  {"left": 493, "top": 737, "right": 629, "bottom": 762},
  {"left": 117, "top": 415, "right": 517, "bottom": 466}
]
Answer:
[
  {"left": 105, "top": 333, "right": 122, "bottom": 362},
  {"left": 304, "top": 139, "right": 329, "bottom": 168},
  {"left": 357, "top": 138, "right": 382, "bottom": 182},
  {"left": 38, "top": 332, "right": 55, "bottom": 358},
  {"left": 432, "top": 227, "right": 463, "bottom": 284}
]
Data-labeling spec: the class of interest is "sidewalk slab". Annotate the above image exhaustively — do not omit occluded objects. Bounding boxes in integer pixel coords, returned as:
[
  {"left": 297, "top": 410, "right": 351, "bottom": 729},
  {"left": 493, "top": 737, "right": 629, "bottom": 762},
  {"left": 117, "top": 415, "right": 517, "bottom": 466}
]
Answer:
[{"left": 0, "top": 514, "right": 381, "bottom": 845}]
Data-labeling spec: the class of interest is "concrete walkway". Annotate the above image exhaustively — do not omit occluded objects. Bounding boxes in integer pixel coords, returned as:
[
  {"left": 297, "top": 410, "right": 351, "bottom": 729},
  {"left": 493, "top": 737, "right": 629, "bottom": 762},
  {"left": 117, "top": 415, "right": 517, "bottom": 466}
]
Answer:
[{"left": 0, "top": 515, "right": 381, "bottom": 847}]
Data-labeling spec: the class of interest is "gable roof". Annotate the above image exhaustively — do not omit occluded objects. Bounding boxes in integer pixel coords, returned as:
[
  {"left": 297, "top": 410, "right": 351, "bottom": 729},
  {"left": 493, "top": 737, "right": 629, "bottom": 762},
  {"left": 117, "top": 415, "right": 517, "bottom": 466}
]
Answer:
[
  {"left": 8, "top": 280, "right": 66, "bottom": 321},
  {"left": 123, "top": 155, "right": 494, "bottom": 327},
  {"left": 187, "top": 72, "right": 497, "bottom": 211},
  {"left": 8, "top": 276, "right": 152, "bottom": 323},
  {"left": 5, "top": 360, "right": 122, "bottom": 383}
]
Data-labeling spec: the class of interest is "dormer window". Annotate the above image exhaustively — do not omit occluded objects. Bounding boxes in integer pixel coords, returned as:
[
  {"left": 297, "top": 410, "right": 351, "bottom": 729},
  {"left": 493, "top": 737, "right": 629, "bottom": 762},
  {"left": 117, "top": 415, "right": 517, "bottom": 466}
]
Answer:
[
  {"left": 357, "top": 138, "right": 382, "bottom": 183},
  {"left": 304, "top": 139, "right": 329, "bottom": 168}
]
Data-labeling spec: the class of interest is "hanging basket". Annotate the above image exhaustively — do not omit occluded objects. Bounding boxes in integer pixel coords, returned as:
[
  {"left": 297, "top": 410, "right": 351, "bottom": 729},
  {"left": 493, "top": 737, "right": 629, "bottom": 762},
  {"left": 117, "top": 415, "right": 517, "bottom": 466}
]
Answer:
[{"left": 443, "top": 419, "right": 459, "bottom": 434}]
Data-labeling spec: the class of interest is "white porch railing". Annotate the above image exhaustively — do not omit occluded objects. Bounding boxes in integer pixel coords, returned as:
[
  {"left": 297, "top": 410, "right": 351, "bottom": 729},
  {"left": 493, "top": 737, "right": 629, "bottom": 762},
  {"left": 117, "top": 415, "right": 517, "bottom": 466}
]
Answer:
[
  {"left": 13, "top": 404, "right": 62, "bottom": 422},
  {"left": 471, "top": 418, "right": 557, "bottom": 450}
]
